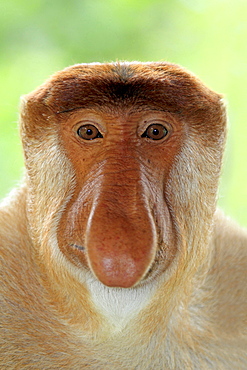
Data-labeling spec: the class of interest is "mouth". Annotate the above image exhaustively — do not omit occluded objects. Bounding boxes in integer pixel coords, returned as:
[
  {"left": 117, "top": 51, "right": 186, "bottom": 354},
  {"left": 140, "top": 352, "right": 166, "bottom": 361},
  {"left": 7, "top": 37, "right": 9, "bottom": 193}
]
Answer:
[{"left": 69, "top": 243, "right": 85, "bottom": 251}]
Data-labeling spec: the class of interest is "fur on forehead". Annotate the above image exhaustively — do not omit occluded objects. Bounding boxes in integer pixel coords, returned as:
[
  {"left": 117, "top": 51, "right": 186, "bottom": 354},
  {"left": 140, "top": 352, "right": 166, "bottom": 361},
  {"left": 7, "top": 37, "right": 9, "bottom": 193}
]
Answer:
[{"left": 21, "top": 61, "right": 226, "bottom": 137}]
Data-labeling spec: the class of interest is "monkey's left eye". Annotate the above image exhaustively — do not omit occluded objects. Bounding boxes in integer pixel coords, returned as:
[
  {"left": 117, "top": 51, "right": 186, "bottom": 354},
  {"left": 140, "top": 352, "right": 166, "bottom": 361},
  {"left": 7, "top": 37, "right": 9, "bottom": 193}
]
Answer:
[
  {"left": 141, "top": 124, "right": 168, "bottom": 140},
  {"left": 77, "top": 125, "right": 103, "bottom": 140}
]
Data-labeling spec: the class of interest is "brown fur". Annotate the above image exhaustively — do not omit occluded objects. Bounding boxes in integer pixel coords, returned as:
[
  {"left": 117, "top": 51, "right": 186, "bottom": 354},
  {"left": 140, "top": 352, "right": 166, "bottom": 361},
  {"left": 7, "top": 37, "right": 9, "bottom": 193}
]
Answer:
[{"left": 0, "top": 62, "right": 246, "bottom": 369}]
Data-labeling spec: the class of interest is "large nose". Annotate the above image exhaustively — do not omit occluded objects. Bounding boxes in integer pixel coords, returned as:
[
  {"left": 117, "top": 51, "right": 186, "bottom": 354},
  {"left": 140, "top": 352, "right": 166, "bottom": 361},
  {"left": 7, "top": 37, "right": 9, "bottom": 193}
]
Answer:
[{"left": 85, "top": 164, "right": 157, "bottom": 288}]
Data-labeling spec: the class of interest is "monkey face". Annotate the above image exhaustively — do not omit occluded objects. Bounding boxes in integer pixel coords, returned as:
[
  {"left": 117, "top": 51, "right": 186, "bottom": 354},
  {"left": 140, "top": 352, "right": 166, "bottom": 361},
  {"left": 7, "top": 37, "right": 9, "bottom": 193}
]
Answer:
[{"left": 20, "top": 62, "right": 226, "bottom": 289}]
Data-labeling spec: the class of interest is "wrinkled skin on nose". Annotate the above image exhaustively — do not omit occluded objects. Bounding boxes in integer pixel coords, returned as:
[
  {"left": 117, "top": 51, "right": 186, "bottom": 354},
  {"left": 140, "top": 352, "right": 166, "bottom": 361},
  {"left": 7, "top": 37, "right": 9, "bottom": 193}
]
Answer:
[{"left": 85, "top": 176, "right": 157, "bottom": 287}]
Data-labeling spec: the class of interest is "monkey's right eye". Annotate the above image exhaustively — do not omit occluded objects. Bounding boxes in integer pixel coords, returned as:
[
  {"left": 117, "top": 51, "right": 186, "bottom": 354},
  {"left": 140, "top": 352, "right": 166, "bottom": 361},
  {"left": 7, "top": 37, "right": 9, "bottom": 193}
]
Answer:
[{"left": 77, "top": 125, "right": 103, "bottom": 140}]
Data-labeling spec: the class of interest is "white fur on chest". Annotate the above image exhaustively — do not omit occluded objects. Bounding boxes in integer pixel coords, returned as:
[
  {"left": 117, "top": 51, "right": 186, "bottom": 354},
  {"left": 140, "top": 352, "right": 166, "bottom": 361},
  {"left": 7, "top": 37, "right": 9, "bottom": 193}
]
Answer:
[{"left": 86, "top": 277, "right": 156, "bottom": 332}]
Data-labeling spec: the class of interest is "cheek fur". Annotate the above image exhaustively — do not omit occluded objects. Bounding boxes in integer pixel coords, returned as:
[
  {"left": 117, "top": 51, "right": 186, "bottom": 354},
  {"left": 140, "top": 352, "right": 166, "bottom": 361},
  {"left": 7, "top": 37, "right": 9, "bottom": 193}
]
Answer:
[{"left": 25, "top": 135, "right": 76, "bottom": 249}]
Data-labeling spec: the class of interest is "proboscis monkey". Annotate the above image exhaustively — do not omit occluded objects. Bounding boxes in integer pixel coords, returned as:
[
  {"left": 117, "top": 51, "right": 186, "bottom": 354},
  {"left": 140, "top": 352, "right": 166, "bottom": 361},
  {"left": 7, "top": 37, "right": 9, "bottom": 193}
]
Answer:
[{"left": 0, "top": 62, "right": 246, "bottom": 369}]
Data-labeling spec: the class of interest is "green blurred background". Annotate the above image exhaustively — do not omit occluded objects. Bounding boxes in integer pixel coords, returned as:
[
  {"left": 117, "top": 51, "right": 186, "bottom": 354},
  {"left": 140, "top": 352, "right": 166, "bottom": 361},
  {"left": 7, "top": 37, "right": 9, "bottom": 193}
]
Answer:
[{"left": 0, "top": 0, "right": 246, "bottom": 226}]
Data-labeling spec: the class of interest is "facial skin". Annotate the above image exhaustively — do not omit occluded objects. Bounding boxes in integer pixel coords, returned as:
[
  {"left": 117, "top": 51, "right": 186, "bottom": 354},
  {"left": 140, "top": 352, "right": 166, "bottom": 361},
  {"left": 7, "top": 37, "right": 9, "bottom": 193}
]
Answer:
[{"left": 57, "top": 108, "right": 182, "bottom": 287}]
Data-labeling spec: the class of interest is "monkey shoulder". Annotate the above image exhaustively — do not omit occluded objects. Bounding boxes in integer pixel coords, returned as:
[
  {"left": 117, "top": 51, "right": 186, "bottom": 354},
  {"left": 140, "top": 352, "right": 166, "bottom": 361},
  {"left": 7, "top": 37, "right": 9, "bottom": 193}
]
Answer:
[
  {"left": 205, "top": 209, "right": 247, "bottom": 337},
  {"left": 211, "top": 209, "right": 247, "bottom": 272}
]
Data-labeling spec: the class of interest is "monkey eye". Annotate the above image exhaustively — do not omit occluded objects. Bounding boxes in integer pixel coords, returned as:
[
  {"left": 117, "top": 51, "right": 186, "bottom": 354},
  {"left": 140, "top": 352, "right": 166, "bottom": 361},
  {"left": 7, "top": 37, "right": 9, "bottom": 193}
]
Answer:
[
  {"left": 141, "top": 124, "right": 168, "bottom": 140},
  {"left": 77, "top": 125, "right": 103, "bottom": 140}
]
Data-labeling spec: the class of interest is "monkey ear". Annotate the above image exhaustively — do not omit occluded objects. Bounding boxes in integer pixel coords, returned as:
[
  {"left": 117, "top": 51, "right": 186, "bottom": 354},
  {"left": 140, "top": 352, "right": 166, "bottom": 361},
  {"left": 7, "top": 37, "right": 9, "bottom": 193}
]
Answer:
[
  {"left": 19, "top": 95, "right": 31, "bottom": 138},
  {"left": 19, "top": 95, "right": 29, "bottom": 122},
  {"left": 19, "top": 86, "right": 55, "bottom": 141}
]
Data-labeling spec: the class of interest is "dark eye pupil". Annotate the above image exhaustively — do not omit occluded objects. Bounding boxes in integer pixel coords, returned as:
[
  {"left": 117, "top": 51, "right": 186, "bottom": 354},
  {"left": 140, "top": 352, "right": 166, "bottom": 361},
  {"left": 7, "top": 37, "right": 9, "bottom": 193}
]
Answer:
[
  {"left": 152, "top": 128, "right": 160, "bottom": 136},
  {"left": 86, "top": 129, "right": 93, "bottom": 136}
]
